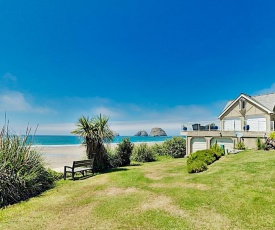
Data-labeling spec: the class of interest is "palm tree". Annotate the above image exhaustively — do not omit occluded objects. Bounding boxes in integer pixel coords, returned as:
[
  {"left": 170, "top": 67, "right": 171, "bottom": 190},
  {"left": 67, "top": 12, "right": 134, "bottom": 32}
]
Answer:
[{"left": 71, "top": 114, "right": 114, "bottom": 171}]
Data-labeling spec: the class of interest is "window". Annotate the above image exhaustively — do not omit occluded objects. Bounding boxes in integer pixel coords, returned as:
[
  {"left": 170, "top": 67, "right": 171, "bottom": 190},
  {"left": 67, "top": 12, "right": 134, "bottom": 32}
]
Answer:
[{"left": 239, "top": 98, "right": 246, "bottom": 110}]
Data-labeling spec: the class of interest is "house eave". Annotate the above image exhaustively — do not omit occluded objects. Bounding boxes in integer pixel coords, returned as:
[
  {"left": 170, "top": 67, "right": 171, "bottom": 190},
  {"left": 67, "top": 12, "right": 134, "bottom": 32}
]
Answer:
[{"left": 219, "top": 94, "right": 273, "bottom": 119}]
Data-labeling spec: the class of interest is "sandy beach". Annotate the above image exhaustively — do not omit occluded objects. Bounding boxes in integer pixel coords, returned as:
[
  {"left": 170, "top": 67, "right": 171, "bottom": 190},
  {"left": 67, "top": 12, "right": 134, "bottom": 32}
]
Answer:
[{"left": 39, "top": 142, "right": 160, "bottom": 172}]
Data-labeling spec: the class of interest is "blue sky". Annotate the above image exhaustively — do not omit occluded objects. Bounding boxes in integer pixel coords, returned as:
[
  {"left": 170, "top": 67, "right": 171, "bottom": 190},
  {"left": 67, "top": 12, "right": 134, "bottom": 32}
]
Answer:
[{"left": 0, "top": 0, "right": 275, "bottom": 135}]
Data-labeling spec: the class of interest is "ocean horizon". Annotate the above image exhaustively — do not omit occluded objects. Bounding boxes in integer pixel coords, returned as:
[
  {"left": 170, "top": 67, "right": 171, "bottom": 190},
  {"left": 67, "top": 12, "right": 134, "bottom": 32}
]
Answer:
[{"left": 27, "top": 135, "right": 182, "bottom": 146}]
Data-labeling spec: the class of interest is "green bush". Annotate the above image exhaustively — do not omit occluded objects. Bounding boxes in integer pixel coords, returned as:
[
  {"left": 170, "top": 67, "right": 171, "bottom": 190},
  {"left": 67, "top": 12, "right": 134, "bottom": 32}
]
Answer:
[
  {"left": 0, "top": 126, "right": 56, "bottom": 208},
  {"left": 106, "top": 147, "right": 122, "bottom": 168},
  {"left": 269, "top": 132, "right": 275, "bottom": 140},
  {"left": 150, "top": 143, "right": 165, "bottom": 156},
  {"left": 115, "top": 138, "right": 134, "bottom": 166},
  {"left": 131, "top": 143, "right": 155, "bottom": 162},
  {"left": 163, "top": 137, "right": 186, "bottom": 158},
  {"left": 187, "top": 149, "right": 222, "bottom": 174},
  {"left": 256, "top": 137, "right": 266, "bottom": 150},
  {"left": 210, "top": 141, "right": 225, "bottom": 156},
  {"left": 235, "top": 141, "right": 246, "bottom": 150},
  {"left": 187, "top": 160, "right": 208, "bottom": 173}
]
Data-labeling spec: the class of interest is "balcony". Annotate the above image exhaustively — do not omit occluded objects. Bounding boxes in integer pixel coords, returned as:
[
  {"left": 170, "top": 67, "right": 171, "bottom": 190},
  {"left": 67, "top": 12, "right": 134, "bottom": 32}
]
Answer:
[{"left": 180, "top": 120, "right": 275, "bottom": 136}]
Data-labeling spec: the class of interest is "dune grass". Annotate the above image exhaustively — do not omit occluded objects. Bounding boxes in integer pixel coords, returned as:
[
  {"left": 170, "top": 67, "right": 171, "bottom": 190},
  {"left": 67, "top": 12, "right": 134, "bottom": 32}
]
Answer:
[{"left": 1, "top": 150, "right": 275, "bottom": 229}]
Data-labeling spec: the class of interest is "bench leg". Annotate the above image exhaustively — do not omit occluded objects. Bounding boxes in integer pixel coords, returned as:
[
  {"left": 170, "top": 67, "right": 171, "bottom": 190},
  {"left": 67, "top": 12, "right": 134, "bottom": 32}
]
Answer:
[
  {"left": 64, "top": 168, "right": 66, "bottom": 180},
  {"left": 72, "top": 172, "right": 75, "bottom": 180}
]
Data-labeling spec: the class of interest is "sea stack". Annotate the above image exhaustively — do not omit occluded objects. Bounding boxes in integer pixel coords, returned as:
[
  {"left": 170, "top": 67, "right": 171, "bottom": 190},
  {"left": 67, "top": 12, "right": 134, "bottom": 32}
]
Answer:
[
  {"left": 149, "top": 127, "right": 167, "bottom": 137},
  {"left": 134, "top": 130, "right": 148, "bottom": 136},
  {"left": 112, "top": 131, "right": 120, "bottom": 136}
]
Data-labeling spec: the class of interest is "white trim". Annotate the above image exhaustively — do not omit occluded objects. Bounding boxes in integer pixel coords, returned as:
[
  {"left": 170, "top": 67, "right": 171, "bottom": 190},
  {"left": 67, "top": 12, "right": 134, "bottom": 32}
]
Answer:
[{"left": 219, "top": 94, "right": 273, "bottom": 119}]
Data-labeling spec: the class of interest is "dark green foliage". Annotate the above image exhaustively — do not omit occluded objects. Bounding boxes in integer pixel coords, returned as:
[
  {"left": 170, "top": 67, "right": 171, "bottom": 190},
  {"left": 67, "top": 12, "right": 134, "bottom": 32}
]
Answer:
[
  {"left": 106, "top": 150, "right": 122, "bottom": 168},
  {"left": 0, "top": 125, "right": 57, "bottom": 208},
  {"left": 131, "top": 143, "right": 155, "bottom": 162},
  {"left": 116, "top": 138, "right": 134, "bottom": 166},
  {"left": 162, "top": 137, "right": 186, "bottom": 158},
  {"left": 187, "top": 149, "right": 222, "bottom": 173}
]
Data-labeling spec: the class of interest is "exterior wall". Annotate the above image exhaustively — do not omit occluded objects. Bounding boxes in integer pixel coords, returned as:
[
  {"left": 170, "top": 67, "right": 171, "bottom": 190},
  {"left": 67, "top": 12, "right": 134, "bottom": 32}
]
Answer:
[
  {"left": 185, "top": 131, "right": 268, "bottom": 155},
  {"left": 220, "top": 97, "right": 271, "bottom": 131},
  {"left": 242, "top": 136, "right": 266, "bottom": 150},
  {"left": 221, "top": 99, "right": 268, "bottom": 119}
]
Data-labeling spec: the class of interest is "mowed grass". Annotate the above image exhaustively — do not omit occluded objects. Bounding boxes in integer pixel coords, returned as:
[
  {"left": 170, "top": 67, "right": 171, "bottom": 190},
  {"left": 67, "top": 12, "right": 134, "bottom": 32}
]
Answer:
[{"left": 1, "top": 150, "right": 275, "bottom": 229}]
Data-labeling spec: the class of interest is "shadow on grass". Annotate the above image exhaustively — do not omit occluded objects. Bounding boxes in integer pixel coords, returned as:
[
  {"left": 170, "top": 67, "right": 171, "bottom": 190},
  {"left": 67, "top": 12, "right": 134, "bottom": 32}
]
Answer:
[
  {"left": 66, "top": 167, "right": 130, "bottom": 180},
  {"left": 130, "top": 163, "right": 142, "bottom": 166},
  {"left": 101, "top": 167, "right": 129, "bottom": 174}
]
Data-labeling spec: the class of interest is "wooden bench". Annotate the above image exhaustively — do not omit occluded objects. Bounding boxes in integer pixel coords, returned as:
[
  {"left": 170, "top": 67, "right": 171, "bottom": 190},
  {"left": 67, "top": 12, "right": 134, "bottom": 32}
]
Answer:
[{"left": 64, "top": 159, "right": 95, "bottom": 180}]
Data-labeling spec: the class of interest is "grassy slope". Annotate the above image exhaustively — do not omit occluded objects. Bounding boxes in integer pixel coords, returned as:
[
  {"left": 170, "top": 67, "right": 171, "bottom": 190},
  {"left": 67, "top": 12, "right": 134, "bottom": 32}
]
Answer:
[{"left": 1, "top": 150, "right": 275, "bottom": 229}]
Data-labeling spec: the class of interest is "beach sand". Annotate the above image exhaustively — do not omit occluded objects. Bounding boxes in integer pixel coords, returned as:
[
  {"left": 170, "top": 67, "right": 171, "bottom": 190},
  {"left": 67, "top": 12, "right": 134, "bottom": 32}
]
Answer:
[{"left": 39, "top": 142, "right": 162, "bottom": 172}]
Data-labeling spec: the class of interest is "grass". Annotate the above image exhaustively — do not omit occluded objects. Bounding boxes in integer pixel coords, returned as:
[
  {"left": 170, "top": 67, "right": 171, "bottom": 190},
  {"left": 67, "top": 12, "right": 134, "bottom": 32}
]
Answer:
[{"left": 1, "top": 150, "right": 275, "bottom": 229}]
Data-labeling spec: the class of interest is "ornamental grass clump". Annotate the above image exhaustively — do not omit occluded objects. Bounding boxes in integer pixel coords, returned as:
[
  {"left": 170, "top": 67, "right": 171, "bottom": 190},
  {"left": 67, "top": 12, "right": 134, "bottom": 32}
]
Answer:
[{"left": 0, "top": 125, "right": 56, "bottom": 208}]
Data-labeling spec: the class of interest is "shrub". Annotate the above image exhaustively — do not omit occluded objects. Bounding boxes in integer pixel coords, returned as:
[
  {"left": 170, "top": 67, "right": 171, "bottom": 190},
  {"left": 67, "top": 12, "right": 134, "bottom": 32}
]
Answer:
[
  {"left": 256, "top": 137, "right": 266, "bottom": 150},
  {"left": 106, "top": 147, "right": 122, "bottom": 168},
  {"left": 163, "top": 137, "right": 186, "bottom": 158},
  {"left": 210, "top": 141, "right": 225, "bottom": 156},
  {"left": 150, "top": 143, "right": 165, "bottom": 156},
  {"left": 0, "top": 125, "right": 56, "bottom": 208},
  {"left": 116, "top": 138, "right": 134, "bottom": 166},
  {"left": 187, "top": 149, "right": 222, "bottom": 174},
  {"left": 235, "top": 141, "right": 246, "bottom": 150},
  {"left": 131, "top": 143, "right": 155, "bottom": 162},
  {"left": 187, "top": 160, "right": 208, "bottom": 173},
  {"left": 269, "top": 132, "right": 275, "bottom": 140}
]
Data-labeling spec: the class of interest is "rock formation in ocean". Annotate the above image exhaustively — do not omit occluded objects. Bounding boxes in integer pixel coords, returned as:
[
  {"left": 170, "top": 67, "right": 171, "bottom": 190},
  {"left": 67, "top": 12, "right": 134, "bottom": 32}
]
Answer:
[
  {"left": 112, "top": 131, "right": 120, "bottom": 136},
  {"left": 149, "top": 127, "right": 167, "bottom": 137},
  {"left": 134, "top": 130, "right": 148, "bottom": 136}
]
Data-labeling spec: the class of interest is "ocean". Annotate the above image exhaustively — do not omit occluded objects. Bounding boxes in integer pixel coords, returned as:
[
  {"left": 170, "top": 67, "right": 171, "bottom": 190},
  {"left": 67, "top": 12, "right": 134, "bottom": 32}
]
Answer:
[{"left": 28, "top": 135, "right": 174, "bottom": 146}]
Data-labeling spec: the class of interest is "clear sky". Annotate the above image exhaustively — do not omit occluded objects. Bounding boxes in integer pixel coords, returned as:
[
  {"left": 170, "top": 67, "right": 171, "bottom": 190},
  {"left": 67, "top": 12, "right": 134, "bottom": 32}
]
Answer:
[{"left": 0, "top": 0, "right": 275, "bottom": 135}]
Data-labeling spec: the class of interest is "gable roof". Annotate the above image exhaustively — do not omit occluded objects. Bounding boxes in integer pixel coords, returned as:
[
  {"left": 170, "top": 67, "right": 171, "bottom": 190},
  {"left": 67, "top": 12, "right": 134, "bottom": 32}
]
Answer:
[{"left": 219, "top": 92, "right": 275, "bottom": 119}]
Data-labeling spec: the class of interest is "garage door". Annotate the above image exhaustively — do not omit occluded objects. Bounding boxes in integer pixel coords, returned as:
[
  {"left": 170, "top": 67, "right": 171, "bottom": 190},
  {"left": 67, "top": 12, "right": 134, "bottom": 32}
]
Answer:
[
  {"left": 223, "top": 118, "right": 241, "bottom": 131},
  {"left": 246, "top": 117, "right": 266, "bottom": 131},
  {"left": 191, "top": 138, "right": 207, "bottom": 153},
  {"left": 211, "top": 138, "right": 234, "bottom": 153}
]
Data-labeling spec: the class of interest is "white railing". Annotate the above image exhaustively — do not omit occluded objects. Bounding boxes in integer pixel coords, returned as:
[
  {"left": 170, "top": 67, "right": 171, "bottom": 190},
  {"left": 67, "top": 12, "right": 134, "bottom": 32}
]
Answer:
[{"left": 181, "top": 120, "right": 275, "bottom": 132}]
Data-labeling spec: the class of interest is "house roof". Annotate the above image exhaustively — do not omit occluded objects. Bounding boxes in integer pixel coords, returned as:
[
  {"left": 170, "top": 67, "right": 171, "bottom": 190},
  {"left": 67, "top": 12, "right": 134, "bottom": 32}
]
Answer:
[{"left": 219, "top": 92, "right": 275, "bottom": 118}]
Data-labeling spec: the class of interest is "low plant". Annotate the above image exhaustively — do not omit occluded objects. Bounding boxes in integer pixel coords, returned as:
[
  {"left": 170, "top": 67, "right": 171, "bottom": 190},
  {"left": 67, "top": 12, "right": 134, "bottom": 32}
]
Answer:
[
  {"left": 235, "top": 141, "right": 246, "bottom": 150},
  {"left": 187, "top": 160, "right": 208, "bottom": 173},
  {"left": 163, "top": 137, "right": 186, "bottom": 158},
  {"left": 210, "top": 141, "right": 225, "bottom": 156},
  {"left": 106, "top": 146, "right": 122, "bottom": 168},
  {"left": 187, "top": 149, "right": 222, "bottom": 173},
  {"left": 131, "top": 143, "right": 155, "bottom": 162},
  {"left": 150, "top": 143, "right": 165, "bottom": 156},
  {"left": 116, "top": 138, "right": 134, "bottom": 166},
  {"left": 270, "top": 132, "right": 275, "bottom": 140},
  {"left": 256, "top": 137, "right": 266, "bottom": 150},
  {"left": 0, "top": 125, "right": 56, "bottom": 208}
]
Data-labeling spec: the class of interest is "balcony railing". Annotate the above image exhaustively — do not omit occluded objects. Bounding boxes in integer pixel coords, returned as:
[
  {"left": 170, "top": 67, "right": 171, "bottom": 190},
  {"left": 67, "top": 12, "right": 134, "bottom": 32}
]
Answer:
[
  {"left": 181, "top": 121, "right": 220, "bottom": 132},
  {"left": 181, "top": 120, "right": 275, "bottom": 133}
]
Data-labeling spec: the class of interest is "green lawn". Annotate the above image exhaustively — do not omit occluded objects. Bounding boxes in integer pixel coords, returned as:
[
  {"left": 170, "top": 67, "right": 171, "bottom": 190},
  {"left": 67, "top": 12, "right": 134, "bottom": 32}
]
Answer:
[{"left": 1, "top": 150, "right": 275, "bottom": 229}]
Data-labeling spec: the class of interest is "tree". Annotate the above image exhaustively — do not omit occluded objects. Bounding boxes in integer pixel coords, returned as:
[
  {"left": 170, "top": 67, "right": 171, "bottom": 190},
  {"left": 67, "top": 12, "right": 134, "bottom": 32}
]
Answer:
[{"left": 71, "top": 114, "right": 114, "bottom": 171}]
